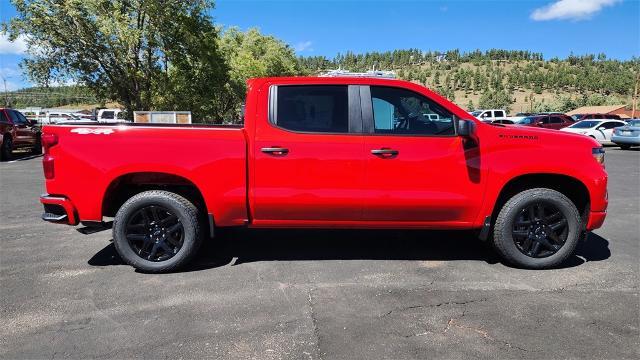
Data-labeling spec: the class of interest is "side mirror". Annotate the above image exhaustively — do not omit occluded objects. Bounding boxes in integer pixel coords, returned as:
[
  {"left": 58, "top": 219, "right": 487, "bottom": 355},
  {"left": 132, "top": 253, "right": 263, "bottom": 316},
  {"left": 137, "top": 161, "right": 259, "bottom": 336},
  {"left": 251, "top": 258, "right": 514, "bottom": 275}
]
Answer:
[{"left": 458, "top": 119, "right": 476, "bottom": 137}]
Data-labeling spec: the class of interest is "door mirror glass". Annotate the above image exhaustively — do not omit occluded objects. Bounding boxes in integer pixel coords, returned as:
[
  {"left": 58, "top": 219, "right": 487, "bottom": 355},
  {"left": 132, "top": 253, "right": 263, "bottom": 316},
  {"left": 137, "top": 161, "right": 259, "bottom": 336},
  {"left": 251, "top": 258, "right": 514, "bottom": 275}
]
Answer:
[{"left": 458, "top": 119, "right": 476, "bottom": 137}]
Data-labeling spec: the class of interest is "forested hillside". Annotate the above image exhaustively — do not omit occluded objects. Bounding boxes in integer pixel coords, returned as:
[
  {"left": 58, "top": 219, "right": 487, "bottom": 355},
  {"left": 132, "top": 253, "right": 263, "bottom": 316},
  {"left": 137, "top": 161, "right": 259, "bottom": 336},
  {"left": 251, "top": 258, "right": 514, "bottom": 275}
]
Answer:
[
  {"left": 299, "top": 49, "right": 639, "bottom": 113},
  {"left": 6, "top": 49, "right": 638, "bottom": 116}
]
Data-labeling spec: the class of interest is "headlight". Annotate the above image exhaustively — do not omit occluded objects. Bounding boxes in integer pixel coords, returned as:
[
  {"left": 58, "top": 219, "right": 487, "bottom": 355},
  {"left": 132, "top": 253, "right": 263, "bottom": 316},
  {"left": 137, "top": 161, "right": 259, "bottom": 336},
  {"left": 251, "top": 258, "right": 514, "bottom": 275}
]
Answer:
[{"left": 592, "top": 147, "right": 605, "bottom": 167}]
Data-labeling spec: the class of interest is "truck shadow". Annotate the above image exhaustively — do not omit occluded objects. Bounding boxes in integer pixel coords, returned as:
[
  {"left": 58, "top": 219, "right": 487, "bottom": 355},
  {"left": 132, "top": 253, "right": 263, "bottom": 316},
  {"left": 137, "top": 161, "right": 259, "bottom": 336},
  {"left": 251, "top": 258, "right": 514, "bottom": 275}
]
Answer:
[{"left": 87, "top": 229, "right": 611, "bottom": 272}]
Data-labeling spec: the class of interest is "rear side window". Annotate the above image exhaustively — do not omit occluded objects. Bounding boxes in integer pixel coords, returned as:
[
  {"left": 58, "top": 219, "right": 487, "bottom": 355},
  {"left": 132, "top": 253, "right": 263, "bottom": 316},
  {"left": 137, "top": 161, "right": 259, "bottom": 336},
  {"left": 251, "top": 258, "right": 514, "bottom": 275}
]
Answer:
[
  {"left": 540, "top": 116, "right": 551, "bottom": 124},
  {"left": 549, "top": 116, "right": 563, "bottom": 124},
  {"left": 601, "top": 121, "right": 623, "bottom": 129},
  {"left": 370, "top": 86, "right": 455, "bottom": 136},
  {"left": 494, "top": 110, "right": 505, "bottom": 117},
  {"left": 274, "top": 86, "right": 348, "bottom": 133},
  {"left": 0, "top": 111, "right": 7, "bottom": 123}
]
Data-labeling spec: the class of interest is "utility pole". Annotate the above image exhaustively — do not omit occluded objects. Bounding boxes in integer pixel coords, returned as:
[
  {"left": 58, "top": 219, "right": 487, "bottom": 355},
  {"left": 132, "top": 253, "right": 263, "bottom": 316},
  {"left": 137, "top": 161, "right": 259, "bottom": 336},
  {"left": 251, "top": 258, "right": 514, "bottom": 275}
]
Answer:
[
  {"left": 1, "top": 76, "right": 7, "bottom": 107},
  {"left": 632, "top": 73, "right": 639, "bottom": 119}
]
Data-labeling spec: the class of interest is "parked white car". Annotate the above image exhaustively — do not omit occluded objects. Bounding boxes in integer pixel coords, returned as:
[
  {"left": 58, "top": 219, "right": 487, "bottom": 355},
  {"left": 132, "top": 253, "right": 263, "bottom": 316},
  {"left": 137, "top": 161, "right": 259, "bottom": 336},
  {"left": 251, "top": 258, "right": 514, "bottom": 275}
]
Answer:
[
  {"left": 470, "top": 109, "right": 507, "bottom": 123},
  {"left": 97, "top": 108, "right": 128, "bottom": 123},
  {"left": 560, "top": 119, "right": 627, "bottom": 144},
  {"left": 45, "top": 112, "right": 87, "bottom": 124}
]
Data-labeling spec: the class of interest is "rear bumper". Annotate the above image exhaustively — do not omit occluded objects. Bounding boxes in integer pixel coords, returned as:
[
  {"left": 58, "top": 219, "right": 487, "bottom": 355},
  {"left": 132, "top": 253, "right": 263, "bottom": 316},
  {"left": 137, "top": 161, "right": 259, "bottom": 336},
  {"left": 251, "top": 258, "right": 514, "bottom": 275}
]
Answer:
[
  {"left": 586, "top": 210, "right": 606, "bottom": 231},
  {"left": 611, "top": 136, "right": 640, "bottom": 145},
  {"left": 40, "top": 194, "right": 78, "bottom": 225}
]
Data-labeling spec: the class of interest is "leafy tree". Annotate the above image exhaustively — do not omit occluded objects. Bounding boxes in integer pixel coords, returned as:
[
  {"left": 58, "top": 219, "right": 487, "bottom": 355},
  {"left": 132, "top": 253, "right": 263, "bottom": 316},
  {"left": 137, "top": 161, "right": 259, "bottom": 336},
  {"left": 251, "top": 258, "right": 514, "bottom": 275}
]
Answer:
[
  {"left": 5, "top": 0, "right": 227, "bottom": 120},
  {"left": 214, "top": 27, "right": 302, "bottom": 122}
]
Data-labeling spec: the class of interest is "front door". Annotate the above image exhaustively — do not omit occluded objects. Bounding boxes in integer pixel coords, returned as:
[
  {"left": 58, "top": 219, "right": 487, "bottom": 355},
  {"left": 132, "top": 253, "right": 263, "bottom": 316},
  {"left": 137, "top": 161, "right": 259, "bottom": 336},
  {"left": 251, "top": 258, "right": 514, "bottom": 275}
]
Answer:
[
  {"left": 252, "top": 84, "right": 366, "bottom": 223},
  {"left": 361, "top": 85, "right": 485, "bottom": 225}
]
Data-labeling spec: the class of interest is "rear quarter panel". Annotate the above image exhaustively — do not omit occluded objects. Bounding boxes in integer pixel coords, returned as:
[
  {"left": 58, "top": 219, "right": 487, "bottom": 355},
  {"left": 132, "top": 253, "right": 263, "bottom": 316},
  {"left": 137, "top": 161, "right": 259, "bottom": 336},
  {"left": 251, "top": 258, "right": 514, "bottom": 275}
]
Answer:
[{"left": 43, "top": 125, "right": 248, "bottom": 226}]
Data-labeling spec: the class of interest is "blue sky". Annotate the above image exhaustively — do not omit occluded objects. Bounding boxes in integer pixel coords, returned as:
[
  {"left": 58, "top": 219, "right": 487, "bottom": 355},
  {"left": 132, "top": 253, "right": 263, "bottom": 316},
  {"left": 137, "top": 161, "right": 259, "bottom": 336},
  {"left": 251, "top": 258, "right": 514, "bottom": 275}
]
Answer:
[{"left": 1, "top": 0, "right": 639, "bottom": 90}]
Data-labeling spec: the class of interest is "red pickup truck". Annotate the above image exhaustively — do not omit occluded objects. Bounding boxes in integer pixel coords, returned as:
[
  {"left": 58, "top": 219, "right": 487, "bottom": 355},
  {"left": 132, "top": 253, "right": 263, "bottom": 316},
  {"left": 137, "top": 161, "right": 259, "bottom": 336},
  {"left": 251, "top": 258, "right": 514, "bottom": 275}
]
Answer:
[{"left": 39, "top": 77, "right": 608, "bottom": 272}]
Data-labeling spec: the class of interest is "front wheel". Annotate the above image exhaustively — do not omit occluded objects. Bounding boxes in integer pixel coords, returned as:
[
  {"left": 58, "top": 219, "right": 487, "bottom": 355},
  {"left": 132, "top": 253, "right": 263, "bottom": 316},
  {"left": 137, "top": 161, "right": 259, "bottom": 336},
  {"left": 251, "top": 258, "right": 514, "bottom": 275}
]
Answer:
[
  {"left": 619, "top": 144, "right": 631, "bottom": 150},
  {"left": 492, "top": 188, "right": 581, "bottom": 269},
  {"left": 113, "top": 190, "right": 203, "bottom": 273}
]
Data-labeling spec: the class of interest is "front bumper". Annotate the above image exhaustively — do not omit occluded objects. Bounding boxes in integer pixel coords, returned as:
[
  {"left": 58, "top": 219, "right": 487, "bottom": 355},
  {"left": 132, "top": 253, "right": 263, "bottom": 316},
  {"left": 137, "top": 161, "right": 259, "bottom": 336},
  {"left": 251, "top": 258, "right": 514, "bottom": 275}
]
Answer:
[
  {"left": 611, "top": 135, "right": 640, "bottom": 145},
  {"left": 40, "top": 194, "right": 78, "bottom": 225},
  {"left": 586, "top": 210, "right": 607, "bottom": 231}
]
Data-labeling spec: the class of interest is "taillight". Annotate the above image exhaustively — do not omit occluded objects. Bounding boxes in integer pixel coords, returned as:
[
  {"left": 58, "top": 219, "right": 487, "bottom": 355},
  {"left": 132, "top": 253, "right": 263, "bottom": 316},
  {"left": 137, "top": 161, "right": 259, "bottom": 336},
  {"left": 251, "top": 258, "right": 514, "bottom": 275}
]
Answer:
[
  {"left": 42, "top": 133, "right": 58, "bottom": 179},
  {"left": 592, "top": 147, "right": 605, "bottom": 167},
  {"left": 42, "top": 133, "right": 58, "bottom": 153},
  {"left": 43, "top": 154, "right": 55, "bottom": 179}
]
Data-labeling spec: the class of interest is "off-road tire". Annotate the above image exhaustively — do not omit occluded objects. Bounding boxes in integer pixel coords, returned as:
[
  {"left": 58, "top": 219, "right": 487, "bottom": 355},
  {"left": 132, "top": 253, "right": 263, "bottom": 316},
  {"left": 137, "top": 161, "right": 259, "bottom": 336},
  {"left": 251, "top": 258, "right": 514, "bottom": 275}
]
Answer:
[
  {"left": 113, "top": 190, "right": 203, "bottom": 273},
  {"left": 492, "top": 188, "right": 581, "bottom": 269}
]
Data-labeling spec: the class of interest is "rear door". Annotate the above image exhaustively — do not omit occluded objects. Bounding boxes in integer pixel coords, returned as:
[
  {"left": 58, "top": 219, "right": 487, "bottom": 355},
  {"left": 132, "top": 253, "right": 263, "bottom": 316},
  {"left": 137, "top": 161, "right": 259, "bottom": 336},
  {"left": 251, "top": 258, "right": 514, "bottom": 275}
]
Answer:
[
  {"left": 360, "top": 85, "right": 484, "bottom": 225},
  {"left": 598, "top": 121, "right": 625, "bottom": 141},
  {"left": 548, "top": 115, "right": 564, "bottom": 130},
  {"left": 251, "top": 84, "right": 366, "bottom": 223}
]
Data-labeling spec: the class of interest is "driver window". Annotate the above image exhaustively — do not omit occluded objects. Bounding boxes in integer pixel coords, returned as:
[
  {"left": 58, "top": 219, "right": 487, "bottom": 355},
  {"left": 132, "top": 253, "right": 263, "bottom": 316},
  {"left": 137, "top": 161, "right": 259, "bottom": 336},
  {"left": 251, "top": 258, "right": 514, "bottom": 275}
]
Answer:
[{"left": 370, "top": 86, "right": 455, "bottom": 136}]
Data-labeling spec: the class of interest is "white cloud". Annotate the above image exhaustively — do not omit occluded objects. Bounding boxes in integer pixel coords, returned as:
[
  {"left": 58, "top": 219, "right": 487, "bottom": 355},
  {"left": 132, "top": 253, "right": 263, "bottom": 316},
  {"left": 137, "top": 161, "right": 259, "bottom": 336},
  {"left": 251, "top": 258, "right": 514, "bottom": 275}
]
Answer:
[
  {"left": 531, "top": 0, "right": 621, "bottom": 21},
  {"left": 294, "top": 41, "right": 313, "bottom": 52},
  {"left": 0, "top": 33, "right": 28, "bottom": 55}
]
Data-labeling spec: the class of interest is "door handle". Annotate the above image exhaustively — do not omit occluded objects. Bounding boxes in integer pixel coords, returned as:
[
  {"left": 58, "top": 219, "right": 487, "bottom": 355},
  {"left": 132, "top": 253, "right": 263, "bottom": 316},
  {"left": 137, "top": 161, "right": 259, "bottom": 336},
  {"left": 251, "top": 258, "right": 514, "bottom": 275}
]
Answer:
[
  {"left": 261, "top": 147, "right": 289, "bottom": 155},
  {"left": 371, "top": 148, "right": 399, "bottom": 157}
]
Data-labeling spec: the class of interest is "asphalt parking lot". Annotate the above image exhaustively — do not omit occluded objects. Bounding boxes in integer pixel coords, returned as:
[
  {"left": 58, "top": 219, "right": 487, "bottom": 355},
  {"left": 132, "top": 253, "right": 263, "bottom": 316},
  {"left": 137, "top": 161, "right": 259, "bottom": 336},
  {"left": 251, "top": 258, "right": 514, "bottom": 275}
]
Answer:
[{"left": 1, "top": 149, "right": 638, "bottom": 359}]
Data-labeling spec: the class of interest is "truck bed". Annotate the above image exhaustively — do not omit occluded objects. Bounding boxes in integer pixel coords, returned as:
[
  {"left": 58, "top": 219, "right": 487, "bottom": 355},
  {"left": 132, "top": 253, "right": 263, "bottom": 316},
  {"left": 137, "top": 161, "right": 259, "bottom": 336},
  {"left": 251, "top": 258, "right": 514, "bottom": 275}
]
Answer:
[{"left": 42, "top": 123, "right": 249, "bottom": 226}]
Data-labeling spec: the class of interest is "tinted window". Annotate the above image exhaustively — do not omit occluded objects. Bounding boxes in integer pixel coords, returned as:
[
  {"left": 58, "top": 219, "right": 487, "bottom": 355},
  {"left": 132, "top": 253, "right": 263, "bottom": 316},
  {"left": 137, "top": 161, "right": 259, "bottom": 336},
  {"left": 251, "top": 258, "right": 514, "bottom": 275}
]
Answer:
[
  {"left": 0, "top": 110, "right": 8, "bottom": 123},
  {"left": 370, "top": 86, "right": 455, "bottom": 135},
  {"left": 101, "top": 111, "right": 115, "bottom": 120},
  {"left": 549, "top": 116, "right": 563, "bottom": 124},
  {"left": 494, "top": 110, "right": 505, "bottom": 117},
  {"left": 8, "top": 110, "right": 25, "bottom": 125},
  {"left": 275, "top": 86, "right": 348, "bottom": 133},
  {"left": 540, "top": 116, "right": 551, "bottom": 124},
  {"left": 518, "top": 116, "right": 538, "bottom": 125},
  {"left": 569, "top": 120, "right": 600, "bottom": 129},
  {"left": 601, "top": 121, "right": 623, "bottom": 129}
]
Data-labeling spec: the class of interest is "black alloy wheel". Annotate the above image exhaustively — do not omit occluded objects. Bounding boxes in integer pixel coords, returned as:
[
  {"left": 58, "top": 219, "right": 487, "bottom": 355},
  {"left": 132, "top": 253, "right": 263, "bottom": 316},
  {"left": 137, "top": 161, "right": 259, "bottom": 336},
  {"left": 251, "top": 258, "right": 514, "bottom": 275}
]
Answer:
[
  {"left": 125, "top": 205, "right": 184, "bottom": 262},
  {"left": 512, "top": 202, "right": 568, "bottom": 258}
]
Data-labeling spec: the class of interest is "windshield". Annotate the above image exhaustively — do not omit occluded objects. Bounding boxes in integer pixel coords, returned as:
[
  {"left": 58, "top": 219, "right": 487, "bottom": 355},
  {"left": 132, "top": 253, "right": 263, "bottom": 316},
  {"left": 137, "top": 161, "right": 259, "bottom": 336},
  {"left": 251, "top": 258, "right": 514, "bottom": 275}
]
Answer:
[
  {"left": 471, "top": 111, "right": 481, "bottom": 116},
  {"left": 569, "top": 120, "right": 600, "bottom": 129},
  {"left": 517, "top": 116, "right": 537, "bottom": 125},
  {"left": 627, "top": 120, "right": 640, "bottom": 127},
  {"left": 571, "top": 115, "right": 584, "bottom": 121}
]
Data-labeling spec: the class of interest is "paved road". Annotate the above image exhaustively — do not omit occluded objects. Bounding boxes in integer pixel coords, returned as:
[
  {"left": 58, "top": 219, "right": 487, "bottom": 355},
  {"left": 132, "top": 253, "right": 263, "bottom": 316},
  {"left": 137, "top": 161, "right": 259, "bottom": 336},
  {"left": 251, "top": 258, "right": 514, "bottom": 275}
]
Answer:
[{"left": 1, "top": 149, "right": 638, "bottom": 359}]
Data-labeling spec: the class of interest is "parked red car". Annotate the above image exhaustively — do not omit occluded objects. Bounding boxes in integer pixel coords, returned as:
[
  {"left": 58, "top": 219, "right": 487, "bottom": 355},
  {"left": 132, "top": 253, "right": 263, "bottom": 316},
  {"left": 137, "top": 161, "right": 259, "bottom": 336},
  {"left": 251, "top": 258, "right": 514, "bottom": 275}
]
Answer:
[
  {"left": 572, "top": 113, "right": 622, "bottom": 121},
  {"left": 0, "top": 108, "right": 42, "bottom": 160},
  {"left": 39, "top": 77, "right": 608, "bottom": 272},
  {"left": 517, "top": 114, "right": 575, "bottom": 130}
]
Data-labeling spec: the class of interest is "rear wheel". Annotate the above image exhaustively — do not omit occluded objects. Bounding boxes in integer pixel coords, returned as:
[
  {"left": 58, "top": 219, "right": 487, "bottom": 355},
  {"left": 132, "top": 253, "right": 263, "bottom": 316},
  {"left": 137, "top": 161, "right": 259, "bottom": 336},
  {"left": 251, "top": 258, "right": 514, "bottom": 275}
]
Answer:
[
  {"left": 32, "top": 134, "right": 42, "bottom": 155},
  {"left": 113, "top": 190, "right": 203, "bottom": 273},
  {"left": 1, "top": 136, "right": 13, "bottom": 161},
  {"left": 492, "top": 188, "right": 581, "bottom": 269},
  {"left": 619, "top": 144, "right": 631, "bottom": 150}
]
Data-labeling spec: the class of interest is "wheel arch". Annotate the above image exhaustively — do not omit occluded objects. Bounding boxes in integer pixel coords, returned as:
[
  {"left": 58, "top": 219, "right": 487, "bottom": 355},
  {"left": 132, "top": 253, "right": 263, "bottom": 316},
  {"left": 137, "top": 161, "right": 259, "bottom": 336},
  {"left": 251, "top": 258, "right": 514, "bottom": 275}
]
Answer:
[
  {"left": 102, "top": 172, "right": 208, "bottom": 220},
  {"left": 491, "top": 173, "right": 590, "bottom": 223}
]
